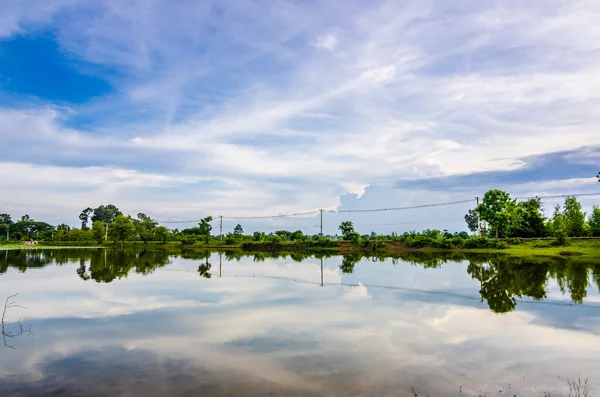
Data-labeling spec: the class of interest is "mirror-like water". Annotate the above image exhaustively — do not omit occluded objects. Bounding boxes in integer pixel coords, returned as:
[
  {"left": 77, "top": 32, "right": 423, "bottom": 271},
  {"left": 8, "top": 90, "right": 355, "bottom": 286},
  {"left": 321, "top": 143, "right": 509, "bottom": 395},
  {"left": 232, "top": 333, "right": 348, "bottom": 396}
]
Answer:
[{"left": 1, "top": 249, "right": 599, "bottom": 397}]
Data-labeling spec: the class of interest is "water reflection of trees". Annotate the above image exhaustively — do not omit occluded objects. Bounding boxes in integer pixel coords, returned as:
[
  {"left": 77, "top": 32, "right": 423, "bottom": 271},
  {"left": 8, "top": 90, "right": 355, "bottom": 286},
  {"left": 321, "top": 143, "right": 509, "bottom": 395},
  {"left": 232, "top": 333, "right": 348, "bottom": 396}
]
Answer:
[{"left": 2, "top": 249, "right": 600, "bottom": 313}]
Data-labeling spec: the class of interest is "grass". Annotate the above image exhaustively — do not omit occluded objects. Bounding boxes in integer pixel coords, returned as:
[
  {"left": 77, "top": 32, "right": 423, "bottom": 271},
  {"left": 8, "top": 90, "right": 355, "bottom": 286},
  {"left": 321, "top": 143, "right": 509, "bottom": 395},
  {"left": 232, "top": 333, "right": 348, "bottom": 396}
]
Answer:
[
  {"left": 469, "top": 239, "right": 600, "bottom": 258},
  {"left": 2, "top": 238, "right": 600, "bottom": 259}
]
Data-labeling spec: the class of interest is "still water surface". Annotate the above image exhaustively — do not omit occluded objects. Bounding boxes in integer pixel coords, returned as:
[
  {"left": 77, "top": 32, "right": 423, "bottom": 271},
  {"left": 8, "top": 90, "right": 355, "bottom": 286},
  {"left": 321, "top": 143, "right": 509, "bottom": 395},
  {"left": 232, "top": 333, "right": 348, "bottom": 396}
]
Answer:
[{"left": 1, "top": 249, "right": 599, "bottom": 396}]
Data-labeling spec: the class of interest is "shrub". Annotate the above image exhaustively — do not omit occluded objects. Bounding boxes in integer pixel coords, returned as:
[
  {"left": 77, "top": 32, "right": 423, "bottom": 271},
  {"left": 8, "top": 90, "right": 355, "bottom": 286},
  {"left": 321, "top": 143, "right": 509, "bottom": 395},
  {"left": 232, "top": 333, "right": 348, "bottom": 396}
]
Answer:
[{"left": 506, "top": 237, "right": 521, "bottom": 245}]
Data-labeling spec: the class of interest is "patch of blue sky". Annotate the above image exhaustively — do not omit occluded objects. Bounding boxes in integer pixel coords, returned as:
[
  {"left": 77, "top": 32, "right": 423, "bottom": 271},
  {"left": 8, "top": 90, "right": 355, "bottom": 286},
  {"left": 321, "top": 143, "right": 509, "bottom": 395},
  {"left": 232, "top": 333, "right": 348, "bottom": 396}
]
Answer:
[{"left": 0, "top": 32, "right": 114, "bottom": 104}]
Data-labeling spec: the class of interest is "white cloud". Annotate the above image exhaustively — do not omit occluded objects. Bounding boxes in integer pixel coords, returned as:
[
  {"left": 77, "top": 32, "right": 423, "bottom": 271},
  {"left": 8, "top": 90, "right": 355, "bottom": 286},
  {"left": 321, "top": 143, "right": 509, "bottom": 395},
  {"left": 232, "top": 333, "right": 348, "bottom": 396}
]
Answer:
[
  {"left": 314, "top": 33, "right": 338, "bottom": 51},
  {"left": 1, "top": 0, "right": 600, "bottom": 225}
]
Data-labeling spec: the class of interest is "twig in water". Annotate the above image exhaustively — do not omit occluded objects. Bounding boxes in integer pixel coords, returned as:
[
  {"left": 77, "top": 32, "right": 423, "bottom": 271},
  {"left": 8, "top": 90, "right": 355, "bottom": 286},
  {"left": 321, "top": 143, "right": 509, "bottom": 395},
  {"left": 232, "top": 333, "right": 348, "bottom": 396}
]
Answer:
[{"left": 2, "top": 294, "right": 33, "bottom": 349}]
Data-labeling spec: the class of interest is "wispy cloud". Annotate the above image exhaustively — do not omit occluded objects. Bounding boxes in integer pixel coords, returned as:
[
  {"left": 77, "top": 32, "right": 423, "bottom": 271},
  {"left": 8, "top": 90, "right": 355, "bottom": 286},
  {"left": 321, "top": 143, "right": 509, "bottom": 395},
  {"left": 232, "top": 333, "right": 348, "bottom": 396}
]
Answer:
[{"left": 1, "top": 0, "right": 600, "bottom": 227}]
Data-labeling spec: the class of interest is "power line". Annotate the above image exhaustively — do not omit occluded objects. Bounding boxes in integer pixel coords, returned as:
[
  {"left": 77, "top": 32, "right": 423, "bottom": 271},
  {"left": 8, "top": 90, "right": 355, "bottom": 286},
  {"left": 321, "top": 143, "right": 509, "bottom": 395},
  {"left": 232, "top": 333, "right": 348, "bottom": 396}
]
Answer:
[
  {"left": 332, "top": 199, "right": 476, "bottom": 214},
  {"left": 516, "top": 192, "right": 600, "bottom": 201},
  {"left": 158, "top": 192, "right": 600, "bottom": 224}
]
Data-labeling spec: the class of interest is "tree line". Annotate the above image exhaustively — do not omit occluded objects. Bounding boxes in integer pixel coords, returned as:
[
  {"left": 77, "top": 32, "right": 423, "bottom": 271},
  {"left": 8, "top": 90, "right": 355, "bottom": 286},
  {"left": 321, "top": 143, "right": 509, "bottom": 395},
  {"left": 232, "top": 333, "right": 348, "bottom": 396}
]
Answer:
[
  {"left": 467, "top": 190, "right": 600, "bottom": 240},
  {"left": 1, "top": 188, "right": 599, "bottom": 245}
]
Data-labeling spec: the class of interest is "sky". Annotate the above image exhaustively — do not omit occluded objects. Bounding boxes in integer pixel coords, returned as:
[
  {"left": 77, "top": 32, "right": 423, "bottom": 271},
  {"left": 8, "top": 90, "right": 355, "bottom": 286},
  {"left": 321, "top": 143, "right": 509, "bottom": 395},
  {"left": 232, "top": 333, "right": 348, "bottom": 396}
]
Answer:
[{"left": 1, "top": 0, "right": 600, "bottom": 233}]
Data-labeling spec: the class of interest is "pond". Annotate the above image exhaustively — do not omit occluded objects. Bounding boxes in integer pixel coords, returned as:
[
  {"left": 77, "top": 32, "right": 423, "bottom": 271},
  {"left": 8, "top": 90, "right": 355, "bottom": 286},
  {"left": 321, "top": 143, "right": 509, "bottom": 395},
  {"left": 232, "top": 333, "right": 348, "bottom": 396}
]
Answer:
[{"left": 1, "top": 249, "right": 599, "bottom": 396}]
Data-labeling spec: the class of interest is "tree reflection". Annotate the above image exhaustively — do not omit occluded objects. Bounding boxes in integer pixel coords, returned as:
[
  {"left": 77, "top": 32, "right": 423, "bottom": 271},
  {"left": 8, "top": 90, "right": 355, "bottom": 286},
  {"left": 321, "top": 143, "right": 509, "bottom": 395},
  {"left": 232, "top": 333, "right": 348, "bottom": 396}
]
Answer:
[{"left": 2, "top": 249, "right": 600, "bottom": 314}]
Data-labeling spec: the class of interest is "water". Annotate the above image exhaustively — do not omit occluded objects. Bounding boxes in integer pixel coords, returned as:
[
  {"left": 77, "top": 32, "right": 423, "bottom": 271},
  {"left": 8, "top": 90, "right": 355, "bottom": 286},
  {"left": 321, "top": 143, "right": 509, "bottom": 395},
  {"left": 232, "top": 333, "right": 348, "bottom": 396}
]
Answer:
[{"left": 1, "top": 249, "right": 599, "bottom": 397}]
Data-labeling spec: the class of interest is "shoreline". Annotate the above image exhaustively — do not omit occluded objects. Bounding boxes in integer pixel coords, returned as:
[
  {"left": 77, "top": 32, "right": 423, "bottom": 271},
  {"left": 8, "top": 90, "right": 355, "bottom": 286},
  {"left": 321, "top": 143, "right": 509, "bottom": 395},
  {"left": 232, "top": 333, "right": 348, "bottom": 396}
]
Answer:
[{"left": 1, "top": 239, "right": 599, "bottom": 258}]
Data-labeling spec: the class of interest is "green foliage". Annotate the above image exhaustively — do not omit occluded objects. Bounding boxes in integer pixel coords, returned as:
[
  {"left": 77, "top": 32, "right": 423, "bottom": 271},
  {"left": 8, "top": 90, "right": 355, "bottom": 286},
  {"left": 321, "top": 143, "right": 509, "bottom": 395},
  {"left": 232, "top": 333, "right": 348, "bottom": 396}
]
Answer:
[
  {"left": 266, "top": 234, "right": 282, "bottom": 243},
  {"left": 338, "top": 221, "right": 356, "bottom": 239},
  {"left": 91, "top": 221, "right": 106, "bottom": 244},
  {"left": 253, "top": 231, "right": 265, "bottom": 241},
  {"left": 133, "top": 213, "right": 158, "bottom": 243},
  {"left": 274, "top": 230, "right": 292, "bottom": 240},
  {"left": 91, "top": 204, "right": 122, "bottom": 225},
  {"left": 475, "top": 189, "right": 514, "bottom": 238},
  {"left": 79, "top": 207, "right": 93, "bottom": 230},
  {"left": 233, "top": 224, "right": 244, "bottom": 236},
  {"left": 563, "top": 196, "right": 586, "bottom": 237},
  {"left": 290, "top": 230, "right": 305, "bottom": 241},
  {"left": 464, "top": 209, "right": 479, "bottom": 233},
  {"left": 10, "top": 217, "right": 54, "bottom": 241},
  {"left": 225, "top": 233, "right": 237, "bottom": 244},
  {"left": 506, "top": 197, "right": 547, "bottom": 238},
  {"left": 589, "top": 206, "right": 600, "bottom": 237},
  {"left": 67, "top": 228, "right": 91, "bottom": 242},
  {"left": 153, "top": 226, "right": 170, "bottom": 243},
  {"left": 198, "top": 216, "right": 213, "bottom": 243},
  {"left": 553, "top": 229, "right": 569, "bottom": 246},
  {"left": 109, "top": 215, "right": 135, "bottom": 243},
  {"left": 461, "top": 237, "right": 507, "bottom": 249}
]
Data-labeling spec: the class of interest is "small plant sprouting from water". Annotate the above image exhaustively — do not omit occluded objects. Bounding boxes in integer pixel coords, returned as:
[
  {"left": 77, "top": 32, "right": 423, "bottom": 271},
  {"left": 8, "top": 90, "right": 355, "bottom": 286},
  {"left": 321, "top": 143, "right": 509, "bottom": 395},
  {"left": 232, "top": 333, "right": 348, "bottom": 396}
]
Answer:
[
  {"left": 409, "top": 376, "right": 591, "bottom": 397},
  {"left": 567, "top": 376, "right": 590, "bottom": 397}
]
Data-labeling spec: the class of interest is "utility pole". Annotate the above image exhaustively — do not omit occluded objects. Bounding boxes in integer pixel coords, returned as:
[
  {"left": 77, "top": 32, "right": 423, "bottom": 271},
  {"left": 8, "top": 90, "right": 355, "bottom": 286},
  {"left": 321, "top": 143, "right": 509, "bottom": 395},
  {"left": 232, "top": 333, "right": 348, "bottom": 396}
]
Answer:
[
  {"left": 219, "top": 216, "right": 223, "bottom": 241},
  {"left": 319, "top": 209, "right": 323, "bottom": 236},
  {"left": 475, "top": 196, "right": 481, "bottom": 237},
  {"left": 105, "top": 223, "right": 108, "bottom": 242}
]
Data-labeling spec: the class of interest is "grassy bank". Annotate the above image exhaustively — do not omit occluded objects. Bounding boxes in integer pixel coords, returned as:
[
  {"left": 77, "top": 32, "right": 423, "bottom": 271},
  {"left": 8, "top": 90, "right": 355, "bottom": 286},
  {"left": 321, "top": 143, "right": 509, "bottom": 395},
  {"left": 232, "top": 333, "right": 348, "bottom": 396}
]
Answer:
[{"left": 2, "top": 237, "right": 599, "bottom": 258}]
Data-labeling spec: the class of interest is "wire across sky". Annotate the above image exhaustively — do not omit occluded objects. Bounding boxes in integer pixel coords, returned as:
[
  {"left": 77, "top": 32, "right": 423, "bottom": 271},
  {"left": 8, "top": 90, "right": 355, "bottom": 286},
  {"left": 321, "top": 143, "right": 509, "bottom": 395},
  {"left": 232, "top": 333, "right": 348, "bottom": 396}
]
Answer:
[{"left": 158, "top": 192, "right": 600, "bottom": 224}]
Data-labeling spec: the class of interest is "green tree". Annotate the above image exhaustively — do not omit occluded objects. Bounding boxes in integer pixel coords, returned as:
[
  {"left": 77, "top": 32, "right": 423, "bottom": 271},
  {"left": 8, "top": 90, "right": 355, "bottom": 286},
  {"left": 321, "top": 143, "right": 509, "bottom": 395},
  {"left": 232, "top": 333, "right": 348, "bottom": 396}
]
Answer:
[
  {"left": 563, "top": 196, "right": 586, "bottom": 237},
  {"left": 475, "top": 190, "right": 514, "bottom": 239},
  {"left": 464, "top": 209, "right": 479, "bottom": 234},
  {"left": 79, "top": 207, "right": 93, "bottom": 230},
  {"left": 91, "top": 204, "right": 122, "bottom": 224},
  {"left": 153, "top": 226, "right": 170, "bottom": 243},
  {"left": 91, "top": 221, "right": 106, "bottom": 244},
  {"left": 339, "top": 221, "right": 355, "bottom": 239},
  {"left": 198, "top": 216, "right": 213, "bottom": 243},
  {"left": 507, "top": 197, "right": 547, "bottom": 238},
  {"left": 274, "top": 230, "right": 292, "bottom": 240},
  {"left": 0, "top": 213, "right": 12, "bottom": 240},
  {"left": 290, "top": 230, "right": 305, "bottom": 241},
  {"left": 67, "top": 228, "right": 90, "bottom": 242},
  {"left": 133, "top": 213, "right": 158, "bottom": 243},
  {"left": 588, "top": 206, "right": 600, "bottom": 237},
  {"left": 233, "top": 224, "right": 244, "bottom": 236},
  {"left": 109, "top": 215, "right": 135, "bottom": 243}
]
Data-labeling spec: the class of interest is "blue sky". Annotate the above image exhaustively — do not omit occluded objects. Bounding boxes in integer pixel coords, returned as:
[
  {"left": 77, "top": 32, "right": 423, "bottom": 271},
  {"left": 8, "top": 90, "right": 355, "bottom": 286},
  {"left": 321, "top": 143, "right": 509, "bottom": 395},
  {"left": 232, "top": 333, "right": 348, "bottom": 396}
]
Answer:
[{"left": 1, "top": 0, "right": 600, "bottom": 232}]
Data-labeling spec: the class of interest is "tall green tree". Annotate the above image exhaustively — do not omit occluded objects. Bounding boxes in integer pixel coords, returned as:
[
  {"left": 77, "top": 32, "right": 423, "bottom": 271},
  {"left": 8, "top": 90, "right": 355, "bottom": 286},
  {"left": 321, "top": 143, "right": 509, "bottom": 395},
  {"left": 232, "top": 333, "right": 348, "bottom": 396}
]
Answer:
[
  {"left": 587, "top": 206, "right": 600, "bottom": 237},
  {"left": 133, "top": 213, "right": 158, "bottom": 243},
  {"left": 339, "top": 221, "right": 355, "bottom": 239},
  {"left": 464, "top": 209, "right": 479, "bottom": 234},
  {"left": 91, "top": 204, "right": 122, "bottom": 224},
  {"left": 108, "top": 215, "right": 135, "bottom": 243},
  {"left": 475, "top": 190, "right": 514, "bottom": 239},
  {"left": 563, "top": 196, "right": 586, "bottom": 237},
  {"left": 91, "top": 221, "right": 106, "bottom": 244},
  {"left": 507, "top": 197, "right": 547, "bottom": 238},
  {"left": 198, "top": 216, "right": 213, "bottom": 243},
  {"left": 79, "top": 207, "right": 93, "bottom": 230}
]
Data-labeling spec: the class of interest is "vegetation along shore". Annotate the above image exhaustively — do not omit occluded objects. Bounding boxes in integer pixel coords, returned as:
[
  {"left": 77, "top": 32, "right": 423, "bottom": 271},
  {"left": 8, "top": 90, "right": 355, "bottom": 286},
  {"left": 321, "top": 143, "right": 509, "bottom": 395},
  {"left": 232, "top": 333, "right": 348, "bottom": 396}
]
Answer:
[{"left": 1, "top": 189, "right": 600, "bottom": 258}]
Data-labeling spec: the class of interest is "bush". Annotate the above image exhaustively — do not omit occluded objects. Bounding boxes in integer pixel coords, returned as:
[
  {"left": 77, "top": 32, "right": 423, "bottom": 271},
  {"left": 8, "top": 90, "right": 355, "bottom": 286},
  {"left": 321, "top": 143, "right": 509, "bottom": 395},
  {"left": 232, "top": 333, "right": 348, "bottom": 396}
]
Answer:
[
  {"left": 225, "top": 234, "right": 237, "bottom": 245},
  {"left": 461, "top": 237, "right": 506, "bottom": 249},
  {"left": 505, "top": 237, "right": 521, "bottom": 245},
  {"left": 552, "top": 229, "right": 569, "bottom": 246}
]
